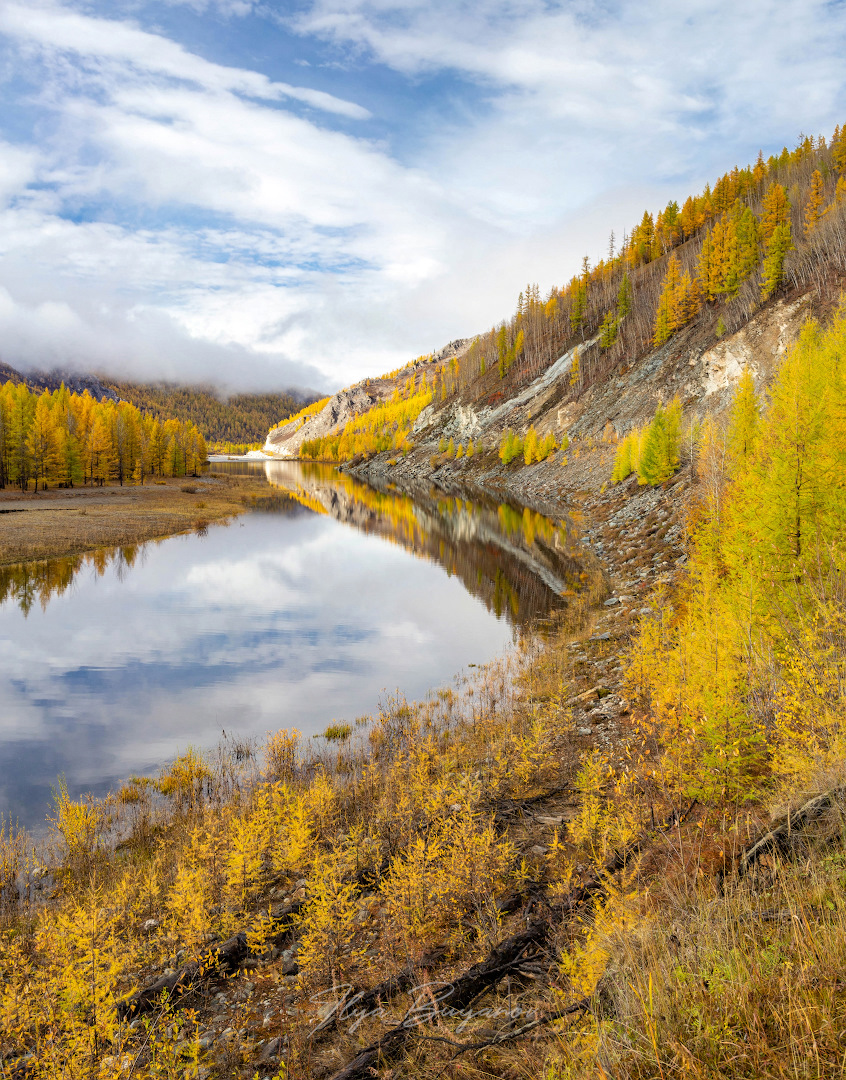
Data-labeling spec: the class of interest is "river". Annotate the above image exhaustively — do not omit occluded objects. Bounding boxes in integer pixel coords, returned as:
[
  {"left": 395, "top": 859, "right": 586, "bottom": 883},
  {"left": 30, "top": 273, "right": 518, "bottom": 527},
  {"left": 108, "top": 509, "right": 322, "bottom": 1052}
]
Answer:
[{"left": 0, "top": 462, "right": 587, "bottom": 827}]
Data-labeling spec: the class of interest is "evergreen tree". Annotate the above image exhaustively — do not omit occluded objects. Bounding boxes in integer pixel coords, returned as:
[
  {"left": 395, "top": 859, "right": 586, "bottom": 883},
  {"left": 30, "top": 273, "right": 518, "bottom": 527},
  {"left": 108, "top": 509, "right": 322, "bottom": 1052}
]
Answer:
[
  {"left": 726, "top": 367, "right": 760, "bottom": 474},
  {"left": 569, "top": 347, "right": 581, "bottom": 389},
  {"left": 653, "top": 256, "right": 698, "bottom": 344},
  {"left": 598, "top": 310, "right": 619, "bottom": 349},
  {"left": 616, "top": 272, "right": 632, "bottom": 318},
  {"left": 831, "top": 123, "right": 846, "bottom": 173},
  {"left": 760, "top": 182, "right": 791, "bottom": 242},
  {"left": 653, "top": 255, "right": 682, "bottom": 345},
  {"left": 735, "top": 204, "right": 761, "bottom": 284},
  {"left": 611, "top": 430, "right": 637, "bottom": 483},
  {"left": 742, "top": 317, "right": 841, "bottom": 568},
  {"left": 637, "top": 405, "right": 668, "bottom": 485},
  {"left": 760, "top": 221, "right": 793, "bottom": 299},
  {"left": 569, "top": 267, "right": 588, "bottom": 333},
  {"left": 637, "top": 397, "right": 682, "bottom": 485}
]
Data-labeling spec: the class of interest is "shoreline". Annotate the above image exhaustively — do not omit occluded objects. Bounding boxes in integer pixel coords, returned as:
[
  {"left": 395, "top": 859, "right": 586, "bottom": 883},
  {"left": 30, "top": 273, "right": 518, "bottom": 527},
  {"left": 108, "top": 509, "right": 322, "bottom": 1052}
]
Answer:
[{"left": 0, "top": 472, "right": 270, "bottom": 566}]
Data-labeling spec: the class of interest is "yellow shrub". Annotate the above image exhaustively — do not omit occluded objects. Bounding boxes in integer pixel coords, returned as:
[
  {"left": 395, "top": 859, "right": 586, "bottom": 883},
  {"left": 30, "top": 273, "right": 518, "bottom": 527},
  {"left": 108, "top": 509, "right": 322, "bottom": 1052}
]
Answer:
[{"left": 381, "top": 810, "right": 512, "bottom": 951}]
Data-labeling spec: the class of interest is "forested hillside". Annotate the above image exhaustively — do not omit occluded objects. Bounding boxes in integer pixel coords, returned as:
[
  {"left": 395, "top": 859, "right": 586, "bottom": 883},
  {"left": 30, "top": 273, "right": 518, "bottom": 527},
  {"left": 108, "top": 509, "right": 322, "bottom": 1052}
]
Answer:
[
  {"left": 438, "top": 128, "right": 846, "bottom": 404},
  {"left": 101, "top": 380, "right": 315, "bottom": 450},
  {"left": 269, "top": 127, "right": 846, "bottom": 470}
]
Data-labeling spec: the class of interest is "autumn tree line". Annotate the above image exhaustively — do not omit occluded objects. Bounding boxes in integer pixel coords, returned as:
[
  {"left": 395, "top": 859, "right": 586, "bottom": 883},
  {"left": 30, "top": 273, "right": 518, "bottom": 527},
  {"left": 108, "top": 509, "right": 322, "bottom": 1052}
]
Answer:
[
  {"left": 627, "top": 303, "right": 846, "bottom": 804},
  {"left": 0, "top": 382, "right": 208, "bottom": 491},
  {"left": 440, "top": 127, "right": 846, "bottom": 404},
  {"left": 298, "top": 376, "right": 433, "bottom": 462},
  {"left": 101, "top": 380, "right": 311, "bottom": 449}
]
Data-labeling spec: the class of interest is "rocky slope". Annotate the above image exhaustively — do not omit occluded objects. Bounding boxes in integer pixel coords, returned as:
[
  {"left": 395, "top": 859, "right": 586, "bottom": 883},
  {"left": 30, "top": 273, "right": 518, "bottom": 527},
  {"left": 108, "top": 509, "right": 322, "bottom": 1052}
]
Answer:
[{"left": 263, "top": 289, "right": 819, "bottom": 516}]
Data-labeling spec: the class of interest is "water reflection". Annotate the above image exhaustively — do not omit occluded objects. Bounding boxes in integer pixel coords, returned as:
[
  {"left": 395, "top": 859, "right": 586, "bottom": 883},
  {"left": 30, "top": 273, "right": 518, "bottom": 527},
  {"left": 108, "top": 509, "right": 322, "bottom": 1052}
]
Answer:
[
  {"left": 0, "top": 465, "right": 591, "bottom": 826},
  {"left": 0, "top": 546, "right": 144, "bottom": 616},
  {"left": 263, "top": 462, "right": 586, "bottom": 626},
  {"left": 1, "top": 464, "right": 587, "bottom": 628}
]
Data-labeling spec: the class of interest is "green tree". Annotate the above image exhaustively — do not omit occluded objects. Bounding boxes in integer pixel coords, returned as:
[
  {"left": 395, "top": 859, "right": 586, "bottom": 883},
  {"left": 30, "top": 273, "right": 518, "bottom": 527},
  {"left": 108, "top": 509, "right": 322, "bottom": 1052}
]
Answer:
[
  {"left": 760, "top": 221, "right": 793, "bottom": 299},
  {"left": 637, "top": 397, "right": 681, "bottom": 485},
  {"left": 616, "top": 272, "right": 632, "bottom": 318},
  {"left": 598, "top": 310, "right": 619, "bottom": 349},
  {"left": 653, "top": 255, "right": 682, "bottom": 346},
  {"left": 726, "top": 367, "right": 760, "bottom": 475},
  {"left": 760, "top": 182, "right": 791, "bottom": 242}
]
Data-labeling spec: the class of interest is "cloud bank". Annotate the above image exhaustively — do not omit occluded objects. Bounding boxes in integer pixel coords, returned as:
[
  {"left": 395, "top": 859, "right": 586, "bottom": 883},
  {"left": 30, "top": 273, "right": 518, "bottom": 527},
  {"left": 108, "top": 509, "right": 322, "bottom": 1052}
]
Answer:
[{"left": 0, "top": 0, "right": 844, "bottom": 389}]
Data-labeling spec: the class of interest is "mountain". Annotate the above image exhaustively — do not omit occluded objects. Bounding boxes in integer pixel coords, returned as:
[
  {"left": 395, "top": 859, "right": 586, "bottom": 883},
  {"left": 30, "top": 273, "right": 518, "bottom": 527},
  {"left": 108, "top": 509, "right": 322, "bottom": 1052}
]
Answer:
[
  {"left": 0, "top": 361, "right": 120, "bottom": 403},
  {"left": 0, "top": 359, "right": 321, "bottom": 448},
  {"left": 263, "top": 130, "right": 846, "bottom": 507}
]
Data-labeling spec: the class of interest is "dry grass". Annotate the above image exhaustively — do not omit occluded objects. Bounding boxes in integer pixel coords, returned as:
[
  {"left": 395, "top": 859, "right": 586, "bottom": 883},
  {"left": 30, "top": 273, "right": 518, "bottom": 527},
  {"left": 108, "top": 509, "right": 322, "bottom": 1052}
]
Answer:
[
  {"left": 0, "top": 473, "right": 268, "bottom": 565},
  {"left": 539, "top": 797, "right": 846, "bottom": 1080}
]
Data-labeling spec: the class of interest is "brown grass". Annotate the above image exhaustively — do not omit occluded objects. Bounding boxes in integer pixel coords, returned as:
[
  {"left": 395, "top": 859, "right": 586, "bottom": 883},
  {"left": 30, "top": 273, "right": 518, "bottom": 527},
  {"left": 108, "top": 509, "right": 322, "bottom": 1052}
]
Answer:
[{"left": 0, "top": 473, "right": 267, "bottom": 565}]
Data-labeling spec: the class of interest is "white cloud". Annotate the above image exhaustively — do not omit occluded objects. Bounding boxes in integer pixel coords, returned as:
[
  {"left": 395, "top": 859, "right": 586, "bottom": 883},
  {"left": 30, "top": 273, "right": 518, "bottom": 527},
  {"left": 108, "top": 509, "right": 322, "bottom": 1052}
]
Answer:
[
  {"left": 0, "top": 0, "right": 845, "bottom": 388},
  {"left": 0, "top": 2, "right": 371, "bottom": 119}
]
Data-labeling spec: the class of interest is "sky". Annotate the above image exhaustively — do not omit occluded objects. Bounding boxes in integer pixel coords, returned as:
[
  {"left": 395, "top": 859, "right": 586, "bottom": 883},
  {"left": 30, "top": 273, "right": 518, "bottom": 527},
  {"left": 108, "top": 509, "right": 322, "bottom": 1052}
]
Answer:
[{"left": 0, "top": 1, "right": 845, "bottom": 392}]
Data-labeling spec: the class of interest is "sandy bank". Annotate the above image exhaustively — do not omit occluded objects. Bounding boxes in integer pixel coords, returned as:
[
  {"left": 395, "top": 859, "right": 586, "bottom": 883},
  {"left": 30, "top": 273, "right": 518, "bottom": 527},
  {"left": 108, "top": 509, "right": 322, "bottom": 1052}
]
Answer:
[{"left": 0, "top": 472, "right": 269, "bottom": 565}]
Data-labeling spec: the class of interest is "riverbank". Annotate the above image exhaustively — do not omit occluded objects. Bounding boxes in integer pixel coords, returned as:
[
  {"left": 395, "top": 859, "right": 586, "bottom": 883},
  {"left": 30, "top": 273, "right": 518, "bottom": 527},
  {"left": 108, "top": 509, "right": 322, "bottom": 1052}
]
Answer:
[
  {"left": 1, "top": 454, "right": 844, "bottom": 1080},
  {"left": 0, "top": 472, "right": 269, "bottom": 565}
]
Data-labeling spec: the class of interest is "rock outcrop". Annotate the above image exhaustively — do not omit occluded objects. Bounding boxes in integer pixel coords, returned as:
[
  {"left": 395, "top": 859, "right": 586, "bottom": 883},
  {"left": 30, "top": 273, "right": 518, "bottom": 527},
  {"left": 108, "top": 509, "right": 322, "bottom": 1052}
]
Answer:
[
  {"left": 264, "top": 385, "right": 375, "bottom": 457},
  {"left": 262, "top": 291, "right": 820, "bottom": 506}
]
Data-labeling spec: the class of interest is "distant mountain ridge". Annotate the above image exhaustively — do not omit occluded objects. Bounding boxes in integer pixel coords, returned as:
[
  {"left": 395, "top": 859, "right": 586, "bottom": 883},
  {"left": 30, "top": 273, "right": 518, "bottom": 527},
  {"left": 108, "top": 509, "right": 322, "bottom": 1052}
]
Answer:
[
  {"left": 0, "top": 359, "right": 321, "bottom": 446},
  {"left": 0, "top": 361, "right": 121, "bottom": 403}
]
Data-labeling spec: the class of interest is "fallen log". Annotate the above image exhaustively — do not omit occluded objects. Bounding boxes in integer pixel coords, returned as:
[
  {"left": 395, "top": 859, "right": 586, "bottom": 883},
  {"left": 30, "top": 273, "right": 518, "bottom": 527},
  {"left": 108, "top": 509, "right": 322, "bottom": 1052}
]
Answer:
[
  {"left": 308, "top": 945, "right": 448, "bottom": 1041},
  {"left": 324, "top": 803, "right": 699, "bottom": 1080},
  {"left": 309, "top": 885, "right": 540, "bottom": 1043},
  {"left": 326, "top": 852, "right": 628, "bottom": 1080},
  {"left": 117, "top": 899, "right": 303, "bottom": 1020},
  {"left": 739, "top": 786, "right": 846, "bottom": 876}
]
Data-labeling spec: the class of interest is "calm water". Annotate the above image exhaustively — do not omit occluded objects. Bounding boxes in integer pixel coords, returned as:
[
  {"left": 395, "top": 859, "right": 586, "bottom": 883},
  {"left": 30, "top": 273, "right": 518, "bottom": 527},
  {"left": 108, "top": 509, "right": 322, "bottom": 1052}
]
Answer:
[{"left": 0, "top": 463, "right": 587, "bottom": 826}]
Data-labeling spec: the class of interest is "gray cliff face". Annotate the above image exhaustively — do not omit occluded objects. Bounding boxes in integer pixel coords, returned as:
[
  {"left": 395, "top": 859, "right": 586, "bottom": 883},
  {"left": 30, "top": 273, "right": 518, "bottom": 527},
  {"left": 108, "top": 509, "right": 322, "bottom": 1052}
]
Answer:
[
  {"left": 262, "top": 294, "right": 816, "bottom": 507},
  {"left": 263, "top": 339, "right": 476, "bottom": 458},
  {"left": 264, "top": 385, "right": 374, "bottom": 457}
]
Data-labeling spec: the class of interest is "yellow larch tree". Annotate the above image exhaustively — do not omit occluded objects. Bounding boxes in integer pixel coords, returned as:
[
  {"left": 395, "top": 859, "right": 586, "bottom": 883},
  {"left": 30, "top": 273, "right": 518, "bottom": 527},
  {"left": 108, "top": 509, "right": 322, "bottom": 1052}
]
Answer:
[
  {"left": 27, "top": 393, "right": 61, "bottom": 492},
  {"left": 760, "top": 181, "right": 791, "bottom": 242},
  {"left": 803, "top": 169, "right": 825, "bottom": 235}
]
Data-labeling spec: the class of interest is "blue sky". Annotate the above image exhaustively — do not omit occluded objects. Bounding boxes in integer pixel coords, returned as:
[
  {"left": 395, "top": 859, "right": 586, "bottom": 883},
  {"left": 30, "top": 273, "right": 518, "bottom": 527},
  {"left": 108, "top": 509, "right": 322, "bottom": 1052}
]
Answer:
[{"left": 0, "top": 0, "right": 845, "bottom": 391}]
